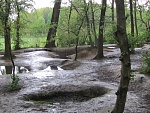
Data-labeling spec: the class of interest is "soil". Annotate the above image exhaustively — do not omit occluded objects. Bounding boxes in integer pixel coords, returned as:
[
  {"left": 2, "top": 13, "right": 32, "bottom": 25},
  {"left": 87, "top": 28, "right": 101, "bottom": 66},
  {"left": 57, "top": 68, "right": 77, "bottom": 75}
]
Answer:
[{"left": 0, "top": 44, "right": 150, "bottom": 113}]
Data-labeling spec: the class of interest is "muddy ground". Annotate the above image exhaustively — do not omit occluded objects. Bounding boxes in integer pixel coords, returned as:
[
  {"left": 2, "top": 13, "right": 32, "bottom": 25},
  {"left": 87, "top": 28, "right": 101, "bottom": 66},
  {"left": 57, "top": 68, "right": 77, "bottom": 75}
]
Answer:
[{"left": 0, "top": 44, "right": 150, "bottom": 113}]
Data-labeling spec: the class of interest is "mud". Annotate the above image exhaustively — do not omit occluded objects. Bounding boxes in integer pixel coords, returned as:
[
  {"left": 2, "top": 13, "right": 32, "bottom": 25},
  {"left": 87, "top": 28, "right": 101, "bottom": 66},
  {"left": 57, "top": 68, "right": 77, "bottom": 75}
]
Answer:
[{"left": 0, "top": 44, "right": 150, "bottom": 113}]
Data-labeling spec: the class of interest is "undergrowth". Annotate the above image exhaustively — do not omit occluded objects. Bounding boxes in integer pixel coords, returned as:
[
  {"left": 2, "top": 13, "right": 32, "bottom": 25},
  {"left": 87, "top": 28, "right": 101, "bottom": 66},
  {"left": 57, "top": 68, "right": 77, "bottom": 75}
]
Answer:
[
  {"left": 7, "top": 74, "right": 21, "bottom": 91},
  {"left": 140, "top": 51, "right": 150, "bottom": 74}
]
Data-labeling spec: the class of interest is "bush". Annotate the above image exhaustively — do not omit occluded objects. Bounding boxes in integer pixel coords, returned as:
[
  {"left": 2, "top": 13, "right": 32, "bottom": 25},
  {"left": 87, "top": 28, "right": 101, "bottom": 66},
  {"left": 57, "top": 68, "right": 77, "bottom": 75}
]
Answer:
[
  {"left": 140, "top": 51, "right": 150, "bottom": 74},
  {"left": 128, "top": 34, "right": 146, "bottom": 53},
  {"left": 104, "top": 25, "right": 117, "bottom": 44},
  {"left": 7, "top": 74, "right": 21, "bottom": 91}
]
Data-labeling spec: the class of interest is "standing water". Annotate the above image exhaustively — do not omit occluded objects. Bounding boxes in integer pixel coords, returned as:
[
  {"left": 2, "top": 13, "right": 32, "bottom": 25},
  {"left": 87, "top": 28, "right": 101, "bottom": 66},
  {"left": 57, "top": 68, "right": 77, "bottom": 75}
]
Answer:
[{"left": 0, "top": 66, "right": 29, "bottom": 75}]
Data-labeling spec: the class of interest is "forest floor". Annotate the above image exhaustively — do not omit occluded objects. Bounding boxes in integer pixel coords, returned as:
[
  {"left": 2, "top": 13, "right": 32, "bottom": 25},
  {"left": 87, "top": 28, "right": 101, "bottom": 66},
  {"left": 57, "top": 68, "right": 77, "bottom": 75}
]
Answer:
[{"left": 0, "top": 44, "right": 150, "bottom": 113}]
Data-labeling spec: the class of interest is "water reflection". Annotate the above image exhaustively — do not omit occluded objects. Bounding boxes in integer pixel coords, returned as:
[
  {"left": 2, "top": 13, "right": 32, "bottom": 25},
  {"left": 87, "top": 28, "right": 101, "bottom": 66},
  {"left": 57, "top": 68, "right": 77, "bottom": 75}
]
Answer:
[
  {"left": 0, "top": 66, "right": 29, "bottom": 75},
  {"left": 44, "top": 66, "right": 63, "bottom": 70}
]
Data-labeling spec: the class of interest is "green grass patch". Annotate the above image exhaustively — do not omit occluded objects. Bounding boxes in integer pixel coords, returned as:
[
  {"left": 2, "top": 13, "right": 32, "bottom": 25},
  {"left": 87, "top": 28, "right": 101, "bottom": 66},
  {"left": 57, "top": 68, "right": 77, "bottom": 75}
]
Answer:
[
  {"left": 19, "top": 36, "right": 46, "bottom": 48},
  {"left": 0, "top": 36, "right": 46, "bottom": 51}
]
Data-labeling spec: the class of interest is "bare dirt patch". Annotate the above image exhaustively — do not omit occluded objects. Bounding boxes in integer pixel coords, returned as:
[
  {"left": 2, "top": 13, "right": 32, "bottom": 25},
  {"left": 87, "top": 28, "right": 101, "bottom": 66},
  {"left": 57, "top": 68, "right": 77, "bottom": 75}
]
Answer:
[{"left": 0, "top": 44, "right": 150, "bottom": 113}]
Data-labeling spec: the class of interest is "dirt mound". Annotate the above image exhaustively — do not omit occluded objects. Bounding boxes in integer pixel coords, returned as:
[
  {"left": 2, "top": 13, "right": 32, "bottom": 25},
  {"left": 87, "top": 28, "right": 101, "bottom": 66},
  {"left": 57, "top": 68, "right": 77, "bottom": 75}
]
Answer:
[{"left": 68, "top": 48, "right": 98, "bottom": 59}]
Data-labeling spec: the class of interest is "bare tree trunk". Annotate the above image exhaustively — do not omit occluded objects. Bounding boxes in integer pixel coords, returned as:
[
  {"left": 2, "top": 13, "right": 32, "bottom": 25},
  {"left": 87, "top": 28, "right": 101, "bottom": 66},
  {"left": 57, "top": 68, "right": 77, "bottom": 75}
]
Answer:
[
  {"left": 134, "top": 0, "right": 138, "bottom": 36},
  {"left": 83, "top": 0, "right": 94, "bottom": 48},
  {"left": 67, "top": 2, "right": 72, "bottom": 47},
  {"left": 15, "top": 0, "right": 21, "bottom": 50},
  {"left": 4, "top": 0, "right": 11, "bottom": 59},
  {"left": 74, "top": 16, "right": 85, "bottom": 61},
  {"left": 96, "top": 0, "right": 107, "bottom": 59},
  {"left": 111, "top": 0, "right": 114, "bottom": 22},
  {"left": 74, "top": 38, "right": 78, "bottom": 60},
  {"left": 45, "top": 0, "right": 62, "bottom": 48},
  {"left": 130, "top": 0, "right": 134, "bottom": 36},
  {"left": 89, "top": 0, "right": 97, "bottom": 46},
  {"left": 111, "top": 0, "right": 131, "bottom": 113}
]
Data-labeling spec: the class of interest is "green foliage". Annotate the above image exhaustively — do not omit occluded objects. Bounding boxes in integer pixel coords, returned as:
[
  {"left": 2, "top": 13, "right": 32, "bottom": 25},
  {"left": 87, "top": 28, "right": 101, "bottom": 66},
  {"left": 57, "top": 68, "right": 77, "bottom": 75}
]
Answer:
[
  {"left": 140, "top": 51, "right": 150, "bottom": 74},
  {"left": 19, "top": 37, "right": 46, "bottom": 48},
  {"left": 128, "top": 34, "right": 146, "bottom": 53},
  {"left": 7, "top": 74, "right": 20, "bottom": 91},
  {"left": 0, "top": 1, "right": 149, "bottom": 48},
  {"left": 104, "top": 25, "right": 117, "bottom": 44},
  {"left": 130, "top": 72, "right": 136, "bottom": 80},
  {"left": 0, "top": 36, "right": 46, "bottom": 50}
]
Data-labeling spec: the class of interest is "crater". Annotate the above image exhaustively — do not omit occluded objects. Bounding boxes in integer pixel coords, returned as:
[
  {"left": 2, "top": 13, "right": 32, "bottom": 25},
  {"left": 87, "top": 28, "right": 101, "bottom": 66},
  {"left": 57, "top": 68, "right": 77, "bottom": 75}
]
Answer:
[{"left": 24, "top": 86, "right": 108, "bottom": 104}]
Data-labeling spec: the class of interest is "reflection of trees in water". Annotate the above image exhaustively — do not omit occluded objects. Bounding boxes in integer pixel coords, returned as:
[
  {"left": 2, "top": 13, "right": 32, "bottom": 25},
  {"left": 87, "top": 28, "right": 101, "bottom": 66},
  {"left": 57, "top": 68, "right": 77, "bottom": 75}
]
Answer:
[
  {"left": 18, "top": 67, "right": 29, "bottom": 73},
  {"left": 44, "top": 66, "right": 63, "bottom": 70},
  {"left": 0, "top": 65, "right": 63, "bottom": 75},
  {"left": 0, "top": 66, "right": 29, "bottom": 75},
  {"left": 5, "top": 66, "right": 12, "bottom": 74},
  {"left": 0, "top": 66, "right": 5, "bottom": 75},
  {"left": 50, "top": 66, "right": 58, "bottom": 70}
]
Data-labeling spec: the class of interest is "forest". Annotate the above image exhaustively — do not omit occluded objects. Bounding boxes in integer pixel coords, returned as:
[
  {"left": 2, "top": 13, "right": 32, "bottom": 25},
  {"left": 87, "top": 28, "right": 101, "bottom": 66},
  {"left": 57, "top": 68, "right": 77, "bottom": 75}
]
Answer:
[
  {"left": 0, "top": 0, "right": 149, "bottom": 49},
  {"left": 0, "top": 0, "right": 150, "bottom": 113}
]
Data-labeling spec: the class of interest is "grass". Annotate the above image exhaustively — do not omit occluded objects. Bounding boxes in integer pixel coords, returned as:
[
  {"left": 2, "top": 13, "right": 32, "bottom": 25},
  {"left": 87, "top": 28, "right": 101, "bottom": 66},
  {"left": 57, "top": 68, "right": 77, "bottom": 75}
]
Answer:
[{"left": 0, "top": 36, "right": 47, "bottom": 51}]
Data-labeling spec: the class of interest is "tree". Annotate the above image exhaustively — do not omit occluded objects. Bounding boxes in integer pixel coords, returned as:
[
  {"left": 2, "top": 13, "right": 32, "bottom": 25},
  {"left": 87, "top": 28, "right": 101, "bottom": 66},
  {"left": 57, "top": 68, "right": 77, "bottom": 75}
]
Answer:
[
  {"left": 95, "top": 0, "right": 107, "bottom": 59},
  {"left": 67, "top": 0, "right": 85, "bottom": 60},
  {"left": 138, "top": 1, "right": 150, "bottom": 33},
  {"left": 14, "top": 0, "right": 21, "bottom": 50},
  {"left": 0, "top": 0, "right": 12, "bottom": 59},
  {"left": 14, "top": 0, "right": 33, "bottom": 50},
  {"left": 129, "top": 0, "right": 134, "bottom": 36},
  {"left": 74, "top": 16, "right": 85, "bottom": 60},
  {"left": 89, "top": 0, "right": 98, "bottom": 46},
  {"left": 134, "top": 0, "right": 138, "bottom": 36},
  {"left": 83, "top": 0, "right": 94, "bottom": 47},
  {"left": 111, "top": 0, "right": 131, "bottom": 112},
  {"left": 45, "top": 0, "right": 62, "bottom": 48},
  {"left": 111, "top": 0, "right": 115, "bottom": 22}
]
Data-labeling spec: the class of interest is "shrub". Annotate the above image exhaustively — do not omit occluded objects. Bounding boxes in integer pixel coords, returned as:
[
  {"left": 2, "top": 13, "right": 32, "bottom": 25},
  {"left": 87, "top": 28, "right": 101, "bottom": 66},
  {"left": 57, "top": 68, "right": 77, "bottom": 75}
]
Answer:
[
  {"left": 128, "top": 34, "right": 146, "bottom": 53},
  {"left": 140, "top": 51, "right": 150, "bottom": 74},
  {"left": 7, "top": 74, "right": 21, "bottom": 91}
]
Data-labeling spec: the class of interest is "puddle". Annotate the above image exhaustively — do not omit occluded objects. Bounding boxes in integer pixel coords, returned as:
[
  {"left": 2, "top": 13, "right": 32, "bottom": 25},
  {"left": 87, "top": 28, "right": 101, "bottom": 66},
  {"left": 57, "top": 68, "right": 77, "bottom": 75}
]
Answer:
[
  {"left": 0, "top": 66, "right": 29, "bottom": 75},
  {"left": 103, "top": 61, "right": 112, "bottom": 65},
  {"left": 107, "top": 47, "right": 116, "bottom": 49},
  {"left": 25, "top": 86, "right": 108, "bottom": 104},
  {"left": 44, "top": 66, "right": 63, "bottom": 70}
]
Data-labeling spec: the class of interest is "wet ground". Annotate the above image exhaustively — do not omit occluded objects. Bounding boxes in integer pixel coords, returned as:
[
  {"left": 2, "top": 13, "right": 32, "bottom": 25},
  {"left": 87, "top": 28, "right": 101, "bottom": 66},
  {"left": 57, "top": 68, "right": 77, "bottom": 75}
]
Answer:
[{"left": 0, "top": 44, "right": 150, "bottom": 113}]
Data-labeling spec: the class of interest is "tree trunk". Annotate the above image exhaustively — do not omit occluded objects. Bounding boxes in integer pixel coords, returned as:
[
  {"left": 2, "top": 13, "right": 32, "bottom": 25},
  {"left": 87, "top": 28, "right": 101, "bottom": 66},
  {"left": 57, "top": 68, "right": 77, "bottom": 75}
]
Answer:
[
  {"left": 130, "top": 0, "right": 134, "bottom": 36},
  {"left": 83, "top": 0, "right": 94, "bottom": 48},
  {"left": 96, "top": 0, "right": 107, "bottom": 59},
  {"left": 134, "top": 0, "right": 138, "bottom": 36},
  {"left": 74, "top": 38, "right": 79, "bottom": 61},
  {"left": 74, "top": 16, "right": 85, "bottom": 61},
  {"left": 4, "top": 0, "right": 11, "bottom": 59},
  {"left": 111, "top": 0, "right": 114, "bottom": 22},
  {"left": 4, "top": 24, "right": 11, "bottom": 59},
  {"left": 67, "top": 2, "right": 72, "bottom": 47},
  {"left": 45, "top": 0, "right": 62, "bottom": 48},
  {"left": 89, "top": 0, "right": 97, "bottom": 46},
  {"left": 15, "top": 0, "right": 21, "bottom": 50},
  {"left": 111, "top": 0, "right": 131, "bottom": 113}
]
